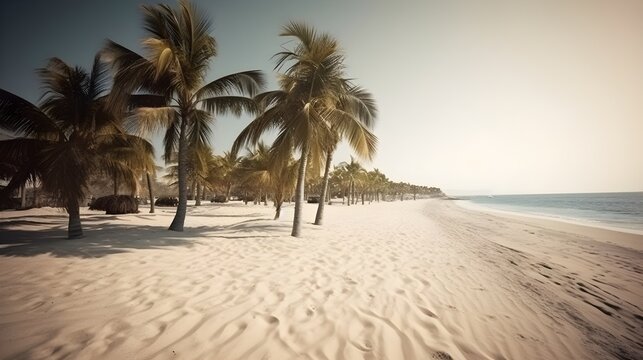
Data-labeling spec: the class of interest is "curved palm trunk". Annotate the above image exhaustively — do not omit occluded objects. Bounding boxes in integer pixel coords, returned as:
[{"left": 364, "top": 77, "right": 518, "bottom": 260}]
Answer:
[
  {"left": 314, "top": 151, "right": 333, "bottom": 225},
  {"left": 67, "top": 199, "right": 83, "bottom": 239},
  {"left": 146, "top": 171, "right": 155, "bottom": 214},
  {"left": 291, "top": 143, "right": 309, "bottom": 237},
  {"left": 169, "top": 114, "right": 189, "bottom": 231}
]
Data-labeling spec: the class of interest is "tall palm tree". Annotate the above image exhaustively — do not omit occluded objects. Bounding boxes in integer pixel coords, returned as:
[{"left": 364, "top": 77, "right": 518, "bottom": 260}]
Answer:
[
  {"left": 314, "top": 86, "right": 377, "bottom": 224},
  {"left": 0, "top": 56, "right": 153, "bottom": 238},
  {"left": 105, "top": 0, "right": 264, "bottom": 231},
  {"left": 233, "top": 22, "right": 376, "bottom": 237}
]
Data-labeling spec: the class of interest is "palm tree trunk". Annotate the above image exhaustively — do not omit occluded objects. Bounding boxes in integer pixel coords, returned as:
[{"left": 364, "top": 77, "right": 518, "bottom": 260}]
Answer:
[
  {"left": 32, "top": 185, "right": 38, "bottom": 208},
  {"left": 274, "top": 200, "right": 282, "bottom": 220},
  {"left": 225, "top": 182, "right": 232, "bottom": 202},
  {"left": 314, "top": 151, "right": 333, "bottom": 225},
  {"left": 20, "top": 184, "right": 26, "bottom": 209},
  {"left": 361, "top": 192, "right": 365, "bottom": 205},
  {"left": 169, "top": 114, "right": 189, "bottom": 231},
  {"left": 291, "top": 143, "right": 309, "bottom": 237},
  {"left": 67, "top": 199, "right": 83, "bottom": 239},
  {"left": 190, "top": 178, "right": 197, "bottom": 200},
  {"left": 351, "top": 181, "right": 356, "bottom": 205},
  {"left": 146, "top": 171, "right": 155, "bottom": 214},
  {"left": 195, "top": 180, "right": 202, "bottom": 206}
]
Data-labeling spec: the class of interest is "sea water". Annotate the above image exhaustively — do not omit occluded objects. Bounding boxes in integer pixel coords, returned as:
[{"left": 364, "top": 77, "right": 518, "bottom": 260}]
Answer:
[{"left": 465, "top": 192, "right": 643, "bottom": 232}]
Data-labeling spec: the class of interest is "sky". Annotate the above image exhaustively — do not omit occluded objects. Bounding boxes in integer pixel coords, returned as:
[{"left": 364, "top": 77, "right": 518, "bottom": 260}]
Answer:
[{"left": 1, "top": 0, "right": 641, "bottom": 195}]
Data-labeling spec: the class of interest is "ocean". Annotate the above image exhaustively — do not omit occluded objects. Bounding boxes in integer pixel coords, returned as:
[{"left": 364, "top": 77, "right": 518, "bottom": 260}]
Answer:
[{"left": 463, "top": 192, "right": 643, "bottom": 232}]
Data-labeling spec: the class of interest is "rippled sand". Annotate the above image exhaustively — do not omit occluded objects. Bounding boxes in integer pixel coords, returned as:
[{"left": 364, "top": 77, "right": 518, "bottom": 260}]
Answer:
[{"left": 0, "top": 199, "right": 641, "bottom": 359}]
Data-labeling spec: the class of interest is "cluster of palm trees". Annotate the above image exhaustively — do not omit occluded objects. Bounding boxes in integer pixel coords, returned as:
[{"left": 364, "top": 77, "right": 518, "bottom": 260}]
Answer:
[
  {"left": 0, "top": 0, "right": 440, "bottom": 239},
  {"left": 161, "top": 146, "right": 442, "bottom": 219},
  {"left": 321, "top": 157, "right": 443, "bottom": 205}
]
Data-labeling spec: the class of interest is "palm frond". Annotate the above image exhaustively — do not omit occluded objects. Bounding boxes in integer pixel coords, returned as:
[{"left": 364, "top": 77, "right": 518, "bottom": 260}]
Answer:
[
  {"left": 125, "top": 107, "right": 177, "bottom": 136},
  {"left": 194, "top": 71, "right": 265, "bottom": 100},
  {"left": 88, "top": 53, "right": 111, "bottom": 100},
  {"left": 231, "top": 105, "right": 283, "bottom": 155},
  {"left": 199, "top": 96, "right": 258, "bottom": 117},
  {"left": 187, "top": 109, "right": 213, "bottom": 148},
  {"left": 0, "top": 89, "right": 61, "bottom": 138},
  {"left": 163, "top": 118, "right": 181, "bottom": 163}
]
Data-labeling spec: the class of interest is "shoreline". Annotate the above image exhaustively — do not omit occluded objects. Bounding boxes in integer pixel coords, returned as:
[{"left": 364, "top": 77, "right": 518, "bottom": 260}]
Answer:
[
  {"left": 1, "top": 199, "right": 641, "bottom": 359},
  {"left": 455, "top": 198, "right": 643, "bottom": 238}
]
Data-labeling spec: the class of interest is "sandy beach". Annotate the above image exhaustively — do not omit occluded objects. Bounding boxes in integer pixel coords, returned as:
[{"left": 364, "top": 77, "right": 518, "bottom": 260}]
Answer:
[{"left": 0, "top": 199, "right": 641, "bottom": 360}]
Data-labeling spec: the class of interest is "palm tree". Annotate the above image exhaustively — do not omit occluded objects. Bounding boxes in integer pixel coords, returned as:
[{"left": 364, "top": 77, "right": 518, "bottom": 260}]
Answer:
[
  {"left": 233, "top": 22, "right": 376, "bottom": 237},
  {"left": 215, "top": 151, "right": 243, "bottom": 202},
  {"left": 104, "top": 0, "right": 264, "bottom": 231},
  {"left": 238, "top": 142, "right": 298, "bottom": 219},
  {"left": 329, "top": 165, "right": 349, "bottom": 204},
  {"left": 337, "top": 157, "right": 366, "bottom": 206},
  {"left": 0, "top": 56, "right": 154, "bottom": 238},
  {"left": 238, "top": 142, "right": 272, "bottom": 204},
  {"left": 314, "top": 85, "right": 377, "bottom": 224},
  {"left": 368, "top": 168, "right": 387, "bottom": 202},
  {"left": 105, "top": 134, "right": 157, "bottom": 197}
]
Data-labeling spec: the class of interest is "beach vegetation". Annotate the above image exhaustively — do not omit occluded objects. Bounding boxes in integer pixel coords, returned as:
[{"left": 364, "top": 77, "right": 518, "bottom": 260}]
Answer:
[
  {"left": 104, "top": 0, "right": 264, "bottom": 231},
  {"left": 0, "top": 55, "right": 153, "bottom": 238}
]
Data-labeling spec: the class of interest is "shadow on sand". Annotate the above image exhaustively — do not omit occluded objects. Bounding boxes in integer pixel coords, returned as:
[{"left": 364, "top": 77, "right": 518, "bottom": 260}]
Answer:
[{"left": 0, "top": 214, "right": 290, "bottom": 259}]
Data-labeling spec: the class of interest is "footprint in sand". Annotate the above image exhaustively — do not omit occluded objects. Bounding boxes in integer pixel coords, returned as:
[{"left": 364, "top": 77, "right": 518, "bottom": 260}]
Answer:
[
  {"left": 432, "top": 351, "right": 454, "bottom": 360},
  {"left": 418, "top": 306, "right": 438, "bottom": 318}
]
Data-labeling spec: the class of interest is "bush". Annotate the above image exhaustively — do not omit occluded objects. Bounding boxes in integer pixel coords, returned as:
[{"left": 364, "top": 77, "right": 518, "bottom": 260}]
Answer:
[
  {"left": 90, "top": 195, "right": 139, "bottom": 214},
  {"left": 240, "top": 195, "right": 254, "bottom": 203},
  {"left": 155, "top": 196, "right": 178, "bottom": 207},
  {"left": 0, "top": 197, "right": 21, "bottom": 210},
  {"left": 88, "top": 196, "right": 110, "bottom": 211},
  {"left": 211, "top": 195, "right": 227, "bottom": 203},
  {"left": 307, "top": 196, "right": 320, "bottom": 204}
]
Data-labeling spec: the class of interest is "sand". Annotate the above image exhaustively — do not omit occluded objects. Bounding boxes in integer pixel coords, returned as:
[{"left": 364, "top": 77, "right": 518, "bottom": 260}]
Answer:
[{"left": 0, "top": 199, "right": 641, "bottom": 359}]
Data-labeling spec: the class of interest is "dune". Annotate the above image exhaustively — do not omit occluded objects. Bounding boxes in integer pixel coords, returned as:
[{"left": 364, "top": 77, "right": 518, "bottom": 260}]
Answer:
[{"left": 0, "top": 199, "right": 641, "bottom": 359}]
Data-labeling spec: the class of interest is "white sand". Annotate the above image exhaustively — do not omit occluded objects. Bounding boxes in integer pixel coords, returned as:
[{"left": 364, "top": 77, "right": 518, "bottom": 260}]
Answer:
[{"left": 0, "top": 199, "right": 641, "bottom": 359}]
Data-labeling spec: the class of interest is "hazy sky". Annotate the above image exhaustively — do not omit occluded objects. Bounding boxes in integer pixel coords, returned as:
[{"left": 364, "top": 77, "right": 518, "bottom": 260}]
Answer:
[{"left": 1, "top": 0, "right": 641, "bottom": 195}]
